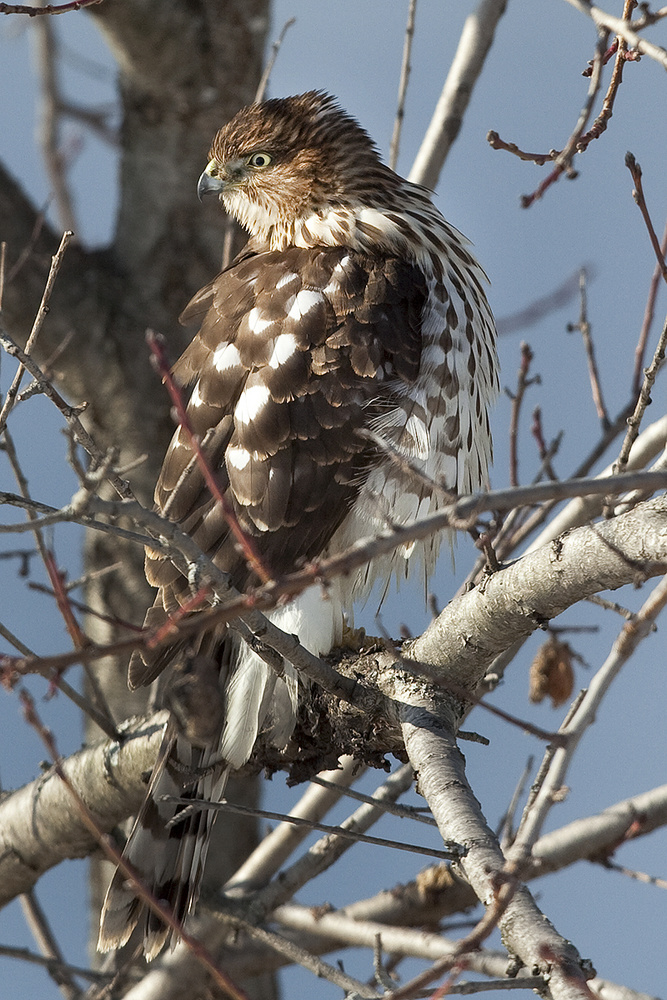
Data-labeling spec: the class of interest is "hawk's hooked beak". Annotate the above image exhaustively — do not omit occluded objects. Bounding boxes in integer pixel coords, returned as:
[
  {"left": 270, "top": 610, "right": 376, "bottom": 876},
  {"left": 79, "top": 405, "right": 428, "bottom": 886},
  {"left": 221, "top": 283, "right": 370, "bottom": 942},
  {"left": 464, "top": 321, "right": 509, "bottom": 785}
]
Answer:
[{"left": 197, "top": 162, "right": 226, "bottom": 202}]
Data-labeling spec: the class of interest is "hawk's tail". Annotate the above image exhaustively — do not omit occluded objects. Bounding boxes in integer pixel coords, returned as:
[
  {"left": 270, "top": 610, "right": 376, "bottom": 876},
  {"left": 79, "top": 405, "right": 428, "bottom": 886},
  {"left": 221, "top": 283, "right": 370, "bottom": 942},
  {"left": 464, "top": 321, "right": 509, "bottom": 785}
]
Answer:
[{"left": 98, "top": 721, "right": 228, "bottom": 961}]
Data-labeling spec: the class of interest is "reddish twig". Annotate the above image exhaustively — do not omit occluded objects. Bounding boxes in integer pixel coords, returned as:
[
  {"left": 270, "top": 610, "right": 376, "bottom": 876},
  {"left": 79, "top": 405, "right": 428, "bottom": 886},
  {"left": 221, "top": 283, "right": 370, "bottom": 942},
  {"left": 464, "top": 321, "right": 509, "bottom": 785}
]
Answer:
[
  {"left": 566, "top": 268, "right": 610, "bottom": 429},
  {"left": 147, "top": 330, "right": 272, "bottom": 583},
  {"left": 146, "top": 586, "right": 212, "bottom": 649},
  {"left": 486, "top": 131, "right": 555, "bottom": 166},
  {"left": 582, "top": 36, "right": 621, "bottom": 73},
  {"left": 626, "top": 153, "right": 667, "bottom": 283},
  {"left": 494, "top": 29, "right": 609, "bottom": 208},
  {"left": 4, "top": 468, "right": 667, "bottom": 685},
  {"left": 18, "top": 689, "right": 251, "bottom": 1000},
  {"left": 633, "top": 216, "right": 667, "bottom": 395},
  {"left": 577, "top": 1, "right": 640, "bottom": 149},
  {"left": 43, "top": 549, "right": 89, "bottom": 651}
]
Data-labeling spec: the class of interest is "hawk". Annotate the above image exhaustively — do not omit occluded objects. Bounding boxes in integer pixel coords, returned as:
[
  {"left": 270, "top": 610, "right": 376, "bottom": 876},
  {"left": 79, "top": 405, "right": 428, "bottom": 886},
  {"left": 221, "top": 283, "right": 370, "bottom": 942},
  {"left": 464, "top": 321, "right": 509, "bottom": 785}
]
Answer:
[{"left": 99, "top": 91, "right": 499, "bottom": 959}]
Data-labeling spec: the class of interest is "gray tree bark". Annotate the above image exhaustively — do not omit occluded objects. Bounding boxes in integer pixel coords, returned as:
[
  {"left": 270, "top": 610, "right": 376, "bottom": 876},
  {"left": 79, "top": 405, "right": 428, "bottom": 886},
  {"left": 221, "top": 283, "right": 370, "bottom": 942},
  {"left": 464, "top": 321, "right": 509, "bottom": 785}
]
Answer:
[{"left": 0, "top": 2, "right": 272, "bottom": 995}]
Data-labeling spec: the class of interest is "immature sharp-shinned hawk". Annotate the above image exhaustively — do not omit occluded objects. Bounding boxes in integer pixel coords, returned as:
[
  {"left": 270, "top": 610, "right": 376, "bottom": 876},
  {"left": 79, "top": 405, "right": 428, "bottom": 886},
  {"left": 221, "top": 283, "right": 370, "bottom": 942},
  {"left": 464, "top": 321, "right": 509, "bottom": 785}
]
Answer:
[{"left": 98, "top": 91, "right": 499, "bottom": 959}]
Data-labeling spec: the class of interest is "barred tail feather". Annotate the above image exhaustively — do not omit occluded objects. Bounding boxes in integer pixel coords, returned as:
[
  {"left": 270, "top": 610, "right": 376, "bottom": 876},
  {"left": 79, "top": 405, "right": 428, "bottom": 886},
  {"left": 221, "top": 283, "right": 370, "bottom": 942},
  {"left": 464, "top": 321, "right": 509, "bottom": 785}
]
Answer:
[{"left": 98, "top": 722, "right": 229, "bottom": 961}]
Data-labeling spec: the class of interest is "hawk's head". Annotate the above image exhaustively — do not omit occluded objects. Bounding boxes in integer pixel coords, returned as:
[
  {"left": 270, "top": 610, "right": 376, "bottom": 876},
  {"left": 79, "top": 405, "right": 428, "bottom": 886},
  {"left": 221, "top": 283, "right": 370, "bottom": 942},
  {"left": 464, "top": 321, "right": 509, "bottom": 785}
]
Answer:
[{"left": 198, "top": 91, "right": 397, "bottom": 244}]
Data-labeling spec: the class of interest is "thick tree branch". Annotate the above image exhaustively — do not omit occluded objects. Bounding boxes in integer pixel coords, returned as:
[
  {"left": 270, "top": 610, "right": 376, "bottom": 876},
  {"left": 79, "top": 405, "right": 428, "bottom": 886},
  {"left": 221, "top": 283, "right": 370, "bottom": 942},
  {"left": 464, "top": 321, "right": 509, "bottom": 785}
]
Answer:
[
  {"left": 398, "top": 695, "right": 592, "bottom": 997},
  {"left": 0, "top": 713, "right": 167, "bottom": 907},
  {"left": 408, "top": 494, "right": 667, "bottom": 695},
  {"left": 1, "top": 496, "right": 666, "bottom": 910},
  {"left": 409, "top": 0, "right": 508, "bottom": 188}
]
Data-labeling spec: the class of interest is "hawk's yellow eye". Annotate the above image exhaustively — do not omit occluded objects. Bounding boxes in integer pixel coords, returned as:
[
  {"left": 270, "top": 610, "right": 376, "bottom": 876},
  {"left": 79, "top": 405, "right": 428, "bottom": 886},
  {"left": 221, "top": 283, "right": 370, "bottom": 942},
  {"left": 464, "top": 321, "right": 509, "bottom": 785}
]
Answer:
[{"left": 247, "top": 152, "right": 272, "bottom": 168}]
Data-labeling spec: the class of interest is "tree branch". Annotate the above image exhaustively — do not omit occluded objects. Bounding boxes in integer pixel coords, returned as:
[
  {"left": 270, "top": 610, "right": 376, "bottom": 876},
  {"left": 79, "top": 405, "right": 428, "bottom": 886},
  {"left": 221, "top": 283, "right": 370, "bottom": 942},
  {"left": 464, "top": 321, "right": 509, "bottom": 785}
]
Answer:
[
  {"left": 0, "top": 713, "right": 168, "bottom": 907},
  {"left": 409, "top": 0, "right": 508, "bottom": 188}
]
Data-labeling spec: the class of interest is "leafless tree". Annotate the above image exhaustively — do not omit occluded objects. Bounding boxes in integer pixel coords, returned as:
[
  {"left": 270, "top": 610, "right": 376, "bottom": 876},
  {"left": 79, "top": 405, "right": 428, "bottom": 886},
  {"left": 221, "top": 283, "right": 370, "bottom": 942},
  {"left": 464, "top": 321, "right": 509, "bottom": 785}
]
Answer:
[{"left": 1, "top": 3, "right": 666, "bottom": 999}]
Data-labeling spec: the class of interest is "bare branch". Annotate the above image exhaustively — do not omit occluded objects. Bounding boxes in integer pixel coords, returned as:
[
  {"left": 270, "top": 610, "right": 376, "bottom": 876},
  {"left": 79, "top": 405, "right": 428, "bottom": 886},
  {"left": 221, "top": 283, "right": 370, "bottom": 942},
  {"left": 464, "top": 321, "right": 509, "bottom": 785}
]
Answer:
[
  {"left": 625, "top": 153, "right": 667, "bottom": 283},
  {"left": 409, "top": 0, "right": 507, "bottom": 188},
  {"left": 633, "top": 217, "right": 667, "bottom": 394},
  {"left": 253, "top": 16, "right": 296, "bottom": 104},
  {"left": 0, "top": 713, "right": 168, "bottom": 907},
  {"left": 566, "top": 268, "right": 610, "bottom": 429},
  {"left": 0, "top": 230, "right": 72, "bottom": 434},
  {"left": 33, "top": 10, "right": 79, "bottom": 233},
  {"left": 0, "top": 0, "right": 101, "bottom": 13},
  {"left": 389, "top": 0, "right": 418, "bottom": 171},
  {"left": 19, "top": 890, "right": 82, "bottom": 1000},
  {"left": 224, "top": 756, "right": 362, "bottom": 894},
  {"left": 563, "top": 0, "right": 667, "bottom": 69},
  {"left": 613, "top": 314, "right": 667, "bottom": 476},
  {"left": 164, "top": 794, "right": 460, "bottom": 861},
  {"left": 397, "top": 691, "right": 591, "bottom": 998}
]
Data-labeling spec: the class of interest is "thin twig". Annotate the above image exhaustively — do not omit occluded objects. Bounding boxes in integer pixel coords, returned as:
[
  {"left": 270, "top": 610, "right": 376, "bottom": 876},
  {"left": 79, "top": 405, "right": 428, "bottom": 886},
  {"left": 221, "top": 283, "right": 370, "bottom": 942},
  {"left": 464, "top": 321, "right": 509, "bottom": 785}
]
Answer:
[
  {"left": 254, "top": 17, "right": 296, "bottom": 104},
  {"left": 251, "top": 765, "right": 417, "bottom": 917},
  {"left": 0, "top": 241, "right": 6, "bottom": 307},
  {"left": 20, "top": 890, "right": 82, "bottom": 1000},
  {"left": 34, "top": 12, "right": 78, "bottom": 233},
  {"left": 311, "top": 774, "right": 438, "bottom": 827},
  {"left": 0, "top": 327, "right": 134, "bottom": 499},
  {"left": 389, "top": 0, "right": 418, "bottom": 171},
  {"left": 576, "top": 0, "right": 638, "bottom": 149},
  {"left": 625, "top": 152, "right": 667, "bottom": 283},
  {"left": 486, "top": 131, "right": 554, "bottom": 166},
  {"left": 633, "top": 217, "right": 667, "bottom": 394},
  {"left": 597, "top": 858, "right": 667, "bottom": 890},
  {"left": 225, "top": 756, "right": 363, "bottom": 894},
  {"left": 563, "top": 0, "right": 667, "bottom": 70},
  {"left": 223, "top": 915, "right": 382, "bottom": 998},
  {"left": 497, "top": 757, "right": 534, "bottom": 850},
  {"left": 505, "top": 342, "right": 539, "bottom": 487},
  {"left": 530, "top": 408, "right": 560, "bottom": 481},
  {"left": 164, "top": 795, "right": 461, "bottom": 861},
  {"left": 4, "top": 467, "right": 667, "bottom": 680},
  {"left": 0, "top": 944, "right": 106, "bottom": 983},
  {"left": 566, "top": 268, "right": 610, "bottom": 428},
  {"left": 521, "top": 27, "right": 608, "bottom": 208},
  {"left": 507, "top": 573, "right": 667, "bottom": 866},
  {"left": 613, "top": 315, "right": 667, "bottom": 475},
  {"left": 0, "top": 231, "right": 73, "bottom": 433}
]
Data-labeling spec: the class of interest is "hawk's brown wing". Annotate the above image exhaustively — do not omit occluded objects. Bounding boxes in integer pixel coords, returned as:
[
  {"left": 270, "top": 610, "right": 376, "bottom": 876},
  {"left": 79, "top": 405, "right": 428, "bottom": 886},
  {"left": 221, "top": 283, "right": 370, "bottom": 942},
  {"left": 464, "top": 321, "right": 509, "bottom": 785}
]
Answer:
[{"left": 129, "top": 244, "right": 425, "bottom": 688}]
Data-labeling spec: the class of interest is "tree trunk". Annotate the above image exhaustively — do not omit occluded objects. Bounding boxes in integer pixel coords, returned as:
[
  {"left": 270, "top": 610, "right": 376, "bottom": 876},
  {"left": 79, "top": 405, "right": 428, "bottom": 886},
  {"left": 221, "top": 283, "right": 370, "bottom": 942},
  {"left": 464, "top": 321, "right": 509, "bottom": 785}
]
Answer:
[{"left": 1, "top": 1, "right": 272, "bottom": 993}]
